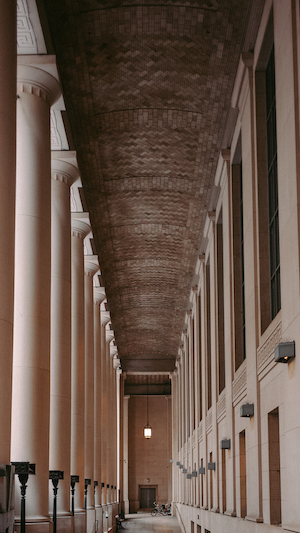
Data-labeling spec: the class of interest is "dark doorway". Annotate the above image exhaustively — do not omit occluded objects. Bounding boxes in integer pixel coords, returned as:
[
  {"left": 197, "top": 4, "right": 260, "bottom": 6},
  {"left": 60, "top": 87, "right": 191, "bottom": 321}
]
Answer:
[{"left": 139, "top": 487, "right": 156, "bottom": 509}]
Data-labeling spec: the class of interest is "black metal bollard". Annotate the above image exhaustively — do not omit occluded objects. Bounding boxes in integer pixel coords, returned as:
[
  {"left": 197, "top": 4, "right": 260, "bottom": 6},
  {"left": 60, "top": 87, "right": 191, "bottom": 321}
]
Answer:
[
  {"left": 11, "top": 462, "right": 36, "bottom": 533},
  {"left": 70, "top": 476, "right": 79, "bottom": 516},
  {"left": 49, "top": 471, "right": 64, "bottom": 533},
  {"left": 84, "top": 479, "right": 91, "bottom": 510}
]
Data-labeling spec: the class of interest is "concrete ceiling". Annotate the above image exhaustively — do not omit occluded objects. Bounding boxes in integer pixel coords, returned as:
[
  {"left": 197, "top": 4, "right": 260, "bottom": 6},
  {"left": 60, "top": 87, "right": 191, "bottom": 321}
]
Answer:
[{"left": 44, "top": 0, "right": 260, "bottom": 374}]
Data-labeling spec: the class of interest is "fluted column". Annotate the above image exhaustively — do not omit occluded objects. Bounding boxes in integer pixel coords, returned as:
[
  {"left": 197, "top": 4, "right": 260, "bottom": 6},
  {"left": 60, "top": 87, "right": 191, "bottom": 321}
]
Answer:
[
  {"left": 50, "top": 160, "right": 79, "bottom": 522},
  {"left": 0, "top": 1, "right": 16, "bottom": 465},
  {"left": 11, "top": 64, "right": 61, "bottom": 524},
  {"left": 71, "top": 219, "right": 91, "bottom": 517},
  {"left": 84, "top": 257, "right": 99, "bottom": 524},
  {"left": 94, "top": 288, "right": 106, "bottom": 510}
]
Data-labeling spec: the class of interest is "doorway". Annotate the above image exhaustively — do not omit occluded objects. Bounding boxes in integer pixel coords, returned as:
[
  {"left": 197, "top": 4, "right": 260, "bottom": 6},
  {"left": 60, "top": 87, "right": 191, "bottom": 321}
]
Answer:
[{"left": 139, "top": 486, "right": 157, "bottom": 509}]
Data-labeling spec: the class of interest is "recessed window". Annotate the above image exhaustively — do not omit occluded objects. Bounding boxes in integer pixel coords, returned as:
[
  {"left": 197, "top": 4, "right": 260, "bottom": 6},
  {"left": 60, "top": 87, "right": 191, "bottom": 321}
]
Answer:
[
  {"left": 217, "top": 209, "right": 225, "bottom": 392},
  {"left": 256, "top": 14, "right": 281, "bottom": 333},
  {"left": 206, "top": 259, "right": 212, "bottom": 410},
  {"left": 232, "top": 137, "right": 246, "bottom": 369}
]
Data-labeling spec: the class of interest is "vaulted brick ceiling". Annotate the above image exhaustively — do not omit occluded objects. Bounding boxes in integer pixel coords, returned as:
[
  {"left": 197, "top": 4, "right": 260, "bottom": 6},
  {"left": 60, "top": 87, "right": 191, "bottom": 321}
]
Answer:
[{"left": 46, "top": 0, "right": 256, "bottom": 373}]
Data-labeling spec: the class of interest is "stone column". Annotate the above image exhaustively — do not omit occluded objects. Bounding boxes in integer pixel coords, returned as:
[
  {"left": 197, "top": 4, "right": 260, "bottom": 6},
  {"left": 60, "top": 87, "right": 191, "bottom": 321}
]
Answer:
[
  {"left": 84, "top": 257, "right": 99, "bottom": 532},
  {"left": 94, "top": 287, "right": 106, "bottom": 533},
  {"left": 105, "top": 329, "right": 114, "bottom": 508},
  {"left": 49, "top": 159, "right": 79, "bottom": 526},
  {"left": 100, "top": 310, "right": 110, "bottom": 507},
  {"left": 0, "top": 0, "right": 16, "bottom": 465},
  {"left": 123, "top": 395, "right": 130, "bottom": 514},
  {"left": 11, "top": 64, "right": 60, "bottom": 527},
  {"left": 71, "top": 218, "right": 91, "bottom": 523}
]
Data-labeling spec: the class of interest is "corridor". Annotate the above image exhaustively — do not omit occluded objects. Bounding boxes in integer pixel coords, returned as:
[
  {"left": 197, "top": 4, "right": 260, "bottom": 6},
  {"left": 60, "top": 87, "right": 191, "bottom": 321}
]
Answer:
[{"left": 121, "top": 513, "right": 182, "bottom": 532}]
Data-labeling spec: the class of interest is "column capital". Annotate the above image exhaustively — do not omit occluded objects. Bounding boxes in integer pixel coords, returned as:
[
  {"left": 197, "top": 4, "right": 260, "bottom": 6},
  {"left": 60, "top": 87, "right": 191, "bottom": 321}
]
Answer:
[
  {"left": 71, "top": 219, "right": 90, "bottom": 240},
  {"left": 17, "top": 65, "right": 61, "bottom": 107},
  {"left": 84, "top": 256, "right": 99, "bottom": 277},
  {"left": 51, "top": 159, "right": 79, "bottom": 187},
  {"left": 94, "top": 287, "right": 106, "bottom": 304},
  {"left": 101, "top": 311, "right": 111, "bottom": 326},
  {"left": 110, "top": 345, "right": 118, "bottom": 358},
  {"left": 105, "top": 330, "right": 114, "bottom": 344}
]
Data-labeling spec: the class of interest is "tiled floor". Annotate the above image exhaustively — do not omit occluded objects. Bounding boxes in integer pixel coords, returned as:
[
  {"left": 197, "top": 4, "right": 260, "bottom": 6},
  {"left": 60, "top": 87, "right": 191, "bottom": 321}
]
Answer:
[{"left": 119, "top": 513, "right": 182, "bottom": 532}]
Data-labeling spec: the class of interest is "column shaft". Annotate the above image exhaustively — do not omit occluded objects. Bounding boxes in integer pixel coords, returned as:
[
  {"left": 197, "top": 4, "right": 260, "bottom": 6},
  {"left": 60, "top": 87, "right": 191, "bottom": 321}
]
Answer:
[
  {"left": 12, "top": 65, "right": 60, "bottom": 521},
  {"left": 71, "top": 220, "right": 90, "bottom": 512},
  {"left": 0, "top": 0, "right": 16, "bottom": 465},
  {"left": 50, "top": 161, "right": 79, "bottom": 518}
]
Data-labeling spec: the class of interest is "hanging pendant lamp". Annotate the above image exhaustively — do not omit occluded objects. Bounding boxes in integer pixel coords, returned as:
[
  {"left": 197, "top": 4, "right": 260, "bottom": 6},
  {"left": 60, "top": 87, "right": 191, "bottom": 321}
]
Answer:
[{"left": 143, "top": 376, "right": 152, "bottom": 438}]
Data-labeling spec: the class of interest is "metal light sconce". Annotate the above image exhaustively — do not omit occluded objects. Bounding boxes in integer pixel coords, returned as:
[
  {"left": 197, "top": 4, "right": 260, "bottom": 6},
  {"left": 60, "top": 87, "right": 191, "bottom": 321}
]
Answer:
[
  {"left": 274, "top": 341, "right": 295, "bottom": 363},
  {"left": 143, "top": 376, "right": 152, "bottom": 439},
  {"left": 192, "top": 471, "right": 198, "bottom": 477},
  {"left": 240, "top": 403, "right": 254, "bottom": 417},
  {"left": 187, "top": 473, "right": 192, "bottom": 479},
  {"left": 198, "top": 467, "right": 205, "bottom": 475},
  {"left": 207, "top": 462, "right": 215, "bottom": 470}
]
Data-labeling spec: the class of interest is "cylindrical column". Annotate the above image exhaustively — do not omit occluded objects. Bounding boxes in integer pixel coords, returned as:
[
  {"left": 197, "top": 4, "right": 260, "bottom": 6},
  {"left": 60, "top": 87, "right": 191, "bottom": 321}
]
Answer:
[
  {"left": 0, "top": 1, "right": 16, "bottom": 465},
  {"left": 94, "top": 288, "right": 106, "bottom": 508},
  {"left": 11, "top": 65, "right": 61, "bottom": 522},
  {"left": 123, "top": 395, "right": 130, "bottom": 514},
  {"left": 71, "top": 219, "right": 91, "bottom": 513},
  {"left": 100, "top": 309, "right": 110, "bottom": 505},
  {"left": 50, "top": 160, "right": 79, "bottom": 518},
  {"left": 84, "top": 257, "right": 99, "bottom": 514}
]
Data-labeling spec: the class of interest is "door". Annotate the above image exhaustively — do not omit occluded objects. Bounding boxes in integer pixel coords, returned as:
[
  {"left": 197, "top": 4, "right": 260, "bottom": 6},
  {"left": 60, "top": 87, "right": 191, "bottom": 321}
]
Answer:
[{"left": 140, "top": 487, "right": 156, "bottom": 508}]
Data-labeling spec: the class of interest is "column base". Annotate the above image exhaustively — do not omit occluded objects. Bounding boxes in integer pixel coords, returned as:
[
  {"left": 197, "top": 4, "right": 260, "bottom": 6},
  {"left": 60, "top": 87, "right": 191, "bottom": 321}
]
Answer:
[
  {"left": 14, "top": 519, "right": 50, "bottom": 533},
  {"left": 86, "top": 508, "right": 96, "bottom": 533},
  {"left": 124, "top": 500, "right": 129, "bottom": 515},
  {"left": 246, "top": 515, "right": 263, "bottom": 523},
  {"left": 54, "top": 514, "right": 73, "bottom": 533},
  {"left": 74, "top": 511, "right": 86, "bottom": 533},
  {"left": 95, "top": 506, "right": 103, "bottom": 533}
]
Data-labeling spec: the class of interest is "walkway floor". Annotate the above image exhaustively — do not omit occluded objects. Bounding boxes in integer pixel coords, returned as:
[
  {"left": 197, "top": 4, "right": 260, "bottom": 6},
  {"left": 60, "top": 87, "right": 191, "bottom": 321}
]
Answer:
[{"left": 120, "top": 513, "right": 182, "bottom": 532}]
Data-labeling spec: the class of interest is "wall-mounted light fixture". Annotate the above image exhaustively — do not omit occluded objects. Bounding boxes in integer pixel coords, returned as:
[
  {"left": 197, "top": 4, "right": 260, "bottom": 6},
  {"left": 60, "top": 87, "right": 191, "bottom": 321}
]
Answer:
[
  {"left": 198, "top": 467, "right": 205, "bottom": 475},
  {"left": 240, "top": 403, "right": 254, "bottom": 418},
  {"left": 220, "top": 439, "right": 231, "bottom": 449},
  {"left": 176, "top": 461, "right": 180, "bottom": 466},
  {"left": 192, "top": 471, "right": 198, "bottom": 477},
  {"left": 187, "top": 473, "right": 192, "bottom": 479},
  {"left": 274, "top": 341, "right": 295, "bottom": 363},
  {"left": 143, "top": 375, "right": 152, "bottom": 439},
  {"left": 179, "top": 464, "right": 183, "bottom": 469},
  {"left": 182, "top": 468, "right": 187, "bottom": 474},
  {"left": 207, "top": 462, "right": 215, "bottom": 470}
]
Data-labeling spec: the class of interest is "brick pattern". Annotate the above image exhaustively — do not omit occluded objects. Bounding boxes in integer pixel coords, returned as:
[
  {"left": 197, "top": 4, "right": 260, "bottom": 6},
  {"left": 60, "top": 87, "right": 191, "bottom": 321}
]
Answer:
[{"left": 47, "top": 0, "right": 251, "bottom": 371}]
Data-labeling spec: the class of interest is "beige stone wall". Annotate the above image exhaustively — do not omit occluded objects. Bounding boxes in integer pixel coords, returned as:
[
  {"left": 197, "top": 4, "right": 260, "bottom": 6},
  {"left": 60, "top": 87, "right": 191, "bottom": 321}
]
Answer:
[
  {"left": 127, "top": 395, "right": 172, "bottom": 512},
  {"left": 172, "top": 1, "right": 300, "bottom": 533}
]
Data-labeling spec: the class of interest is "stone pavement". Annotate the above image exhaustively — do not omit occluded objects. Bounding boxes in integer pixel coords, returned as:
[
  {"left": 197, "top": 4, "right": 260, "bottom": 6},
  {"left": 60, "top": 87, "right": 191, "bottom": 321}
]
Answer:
[{"left": 119, "top": 513, "right": 182, "bottom": 532}]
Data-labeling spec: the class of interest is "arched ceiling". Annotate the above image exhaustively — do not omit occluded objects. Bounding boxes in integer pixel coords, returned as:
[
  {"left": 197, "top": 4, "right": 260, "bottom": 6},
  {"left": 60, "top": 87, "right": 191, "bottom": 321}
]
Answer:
[{"left": 45, "top": 0, "right": 256, "bottom": 373}]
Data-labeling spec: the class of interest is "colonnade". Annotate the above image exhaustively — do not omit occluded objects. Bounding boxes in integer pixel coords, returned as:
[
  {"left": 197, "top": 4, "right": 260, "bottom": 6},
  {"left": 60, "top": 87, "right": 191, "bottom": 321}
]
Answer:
[{"left": 0, "top": 5, "right": 120, "bottom": 533}]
